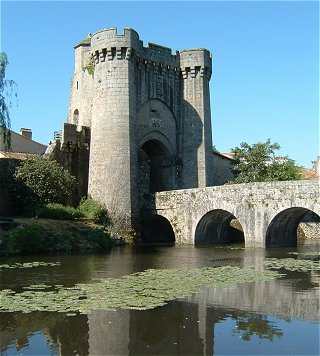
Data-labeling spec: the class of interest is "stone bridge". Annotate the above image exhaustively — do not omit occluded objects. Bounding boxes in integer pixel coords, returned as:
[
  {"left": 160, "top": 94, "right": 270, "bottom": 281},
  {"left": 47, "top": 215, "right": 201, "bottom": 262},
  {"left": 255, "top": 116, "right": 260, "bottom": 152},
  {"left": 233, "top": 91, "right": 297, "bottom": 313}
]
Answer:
[{"left": 148, "top": 180, "right": 320, "bottom": 247}]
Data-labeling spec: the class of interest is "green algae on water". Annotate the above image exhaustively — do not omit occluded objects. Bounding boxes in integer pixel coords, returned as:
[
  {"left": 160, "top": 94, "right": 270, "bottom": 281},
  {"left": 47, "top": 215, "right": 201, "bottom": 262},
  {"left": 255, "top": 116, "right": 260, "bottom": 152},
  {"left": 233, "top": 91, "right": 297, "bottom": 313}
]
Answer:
[
  {"left": 0, "top": 266, "right": 280, "bottom": 314},
  {"left": 288, "top": 252, "right": 320, "bottom": 257},
  {"left": 264, "top": 258, "right": 320, "bottom": 272},
  {"left": 0, "top": 262, "right": 61, "bottom": 270}
]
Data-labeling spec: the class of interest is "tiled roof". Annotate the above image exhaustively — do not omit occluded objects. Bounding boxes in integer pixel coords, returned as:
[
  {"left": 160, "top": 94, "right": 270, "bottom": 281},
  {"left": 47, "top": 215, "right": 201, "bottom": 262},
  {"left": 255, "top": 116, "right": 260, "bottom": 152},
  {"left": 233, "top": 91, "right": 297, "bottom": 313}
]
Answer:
[
  {"left": 211, "top": 150, "right": 235, "bottom": 161},
  {"left": 300, "top": 168, "right": 319, "bottom": 180}
]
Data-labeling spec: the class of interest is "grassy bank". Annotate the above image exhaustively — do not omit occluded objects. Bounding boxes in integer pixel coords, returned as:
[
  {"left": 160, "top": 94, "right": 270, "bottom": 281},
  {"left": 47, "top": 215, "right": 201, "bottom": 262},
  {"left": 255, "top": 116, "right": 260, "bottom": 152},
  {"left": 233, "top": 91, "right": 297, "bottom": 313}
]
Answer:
[{"left": 0, "top": 218, "right": 114, "bottom": 256}]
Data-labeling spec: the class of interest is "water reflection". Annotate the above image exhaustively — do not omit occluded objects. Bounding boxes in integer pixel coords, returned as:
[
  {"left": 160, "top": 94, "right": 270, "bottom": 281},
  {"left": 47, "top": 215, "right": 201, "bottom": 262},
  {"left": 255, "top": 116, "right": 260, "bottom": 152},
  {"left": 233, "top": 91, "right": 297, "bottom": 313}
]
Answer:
[{"left": 0, "top": 244, "right": 319, "bottom": 355}]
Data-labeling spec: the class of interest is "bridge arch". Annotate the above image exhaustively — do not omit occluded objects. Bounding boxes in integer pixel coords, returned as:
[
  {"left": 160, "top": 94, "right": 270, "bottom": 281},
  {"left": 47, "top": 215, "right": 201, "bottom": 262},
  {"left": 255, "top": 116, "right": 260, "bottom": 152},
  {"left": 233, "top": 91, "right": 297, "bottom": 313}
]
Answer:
[
  {"left": 140, "top": 214, "right": 175, "bottom": 245},
  {"left": 266, "top": 207, "right": 320, "bottom": 247},
  {"left": 194, "top": 209, "right": 245, "bottom": 246}
]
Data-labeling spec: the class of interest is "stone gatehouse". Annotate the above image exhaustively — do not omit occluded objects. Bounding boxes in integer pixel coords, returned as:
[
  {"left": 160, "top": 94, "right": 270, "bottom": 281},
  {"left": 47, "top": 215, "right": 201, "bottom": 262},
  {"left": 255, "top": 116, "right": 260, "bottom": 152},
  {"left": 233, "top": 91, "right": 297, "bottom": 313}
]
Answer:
[{"left": 50, "top": 27, "right": 223, "bottom": 224}]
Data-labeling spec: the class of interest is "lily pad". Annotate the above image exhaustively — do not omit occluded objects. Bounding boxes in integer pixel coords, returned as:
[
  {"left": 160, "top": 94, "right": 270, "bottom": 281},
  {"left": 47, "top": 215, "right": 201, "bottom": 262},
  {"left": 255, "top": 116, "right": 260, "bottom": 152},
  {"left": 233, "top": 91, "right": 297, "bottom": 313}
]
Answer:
[
  {"left": 0, "top": 266, "right": 281, "bottom": 314},
  {"left": 264, "top": 258, "right": 320, "bottom": 272},
  {"left": 0, "top": 262, "right": 61, "bottom": 270}
]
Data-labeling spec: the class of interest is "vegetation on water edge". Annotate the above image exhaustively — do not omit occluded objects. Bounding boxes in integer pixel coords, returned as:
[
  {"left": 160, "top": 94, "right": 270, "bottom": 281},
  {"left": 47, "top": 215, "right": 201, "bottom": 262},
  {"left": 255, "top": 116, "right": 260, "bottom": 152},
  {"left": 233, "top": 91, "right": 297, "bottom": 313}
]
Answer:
[
  {"left": 37, "top": 203, "right": 83, "bottom": 220},
  {"left": 0, "top": 219, "right": 114, "bottom": 256},
  {"left": 36, "top": 199, "right": 109, "bottom": 223},
  {"left": 78, "top": 198, "right": 109, "bottom": 225}
]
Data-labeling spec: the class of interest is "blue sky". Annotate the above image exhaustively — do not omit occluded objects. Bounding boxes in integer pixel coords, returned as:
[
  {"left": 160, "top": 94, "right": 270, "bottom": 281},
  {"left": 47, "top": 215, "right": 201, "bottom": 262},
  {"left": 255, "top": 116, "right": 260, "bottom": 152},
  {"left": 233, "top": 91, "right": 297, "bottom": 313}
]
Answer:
[{"left": 1, "top": 1, "right": 319, "bottom": 167}]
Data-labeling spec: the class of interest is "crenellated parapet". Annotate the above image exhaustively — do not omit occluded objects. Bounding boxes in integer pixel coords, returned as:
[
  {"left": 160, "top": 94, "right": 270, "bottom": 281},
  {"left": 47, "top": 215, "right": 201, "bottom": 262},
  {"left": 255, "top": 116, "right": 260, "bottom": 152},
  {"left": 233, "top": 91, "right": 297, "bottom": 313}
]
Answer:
[
  {"left": 179, "top": 49, "right": 212, "bottom": 80},
  {"left": 74, "top": 28, "right": 213, "bottom": 82}
]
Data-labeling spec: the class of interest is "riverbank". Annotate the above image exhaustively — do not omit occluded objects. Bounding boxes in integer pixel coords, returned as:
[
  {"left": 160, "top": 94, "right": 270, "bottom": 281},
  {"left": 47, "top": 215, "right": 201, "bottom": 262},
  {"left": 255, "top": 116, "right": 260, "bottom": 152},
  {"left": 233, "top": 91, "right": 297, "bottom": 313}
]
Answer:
[{"left": 0, "top": 218, "right": 115, "bottom": 256}]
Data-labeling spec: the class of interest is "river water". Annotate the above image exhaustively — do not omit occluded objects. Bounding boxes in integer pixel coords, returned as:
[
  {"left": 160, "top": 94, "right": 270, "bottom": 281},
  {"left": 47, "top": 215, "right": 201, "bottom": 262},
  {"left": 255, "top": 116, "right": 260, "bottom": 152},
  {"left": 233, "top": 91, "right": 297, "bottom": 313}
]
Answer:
[{"left": 0, "top": 242, "right": 319, "bottom": 355}]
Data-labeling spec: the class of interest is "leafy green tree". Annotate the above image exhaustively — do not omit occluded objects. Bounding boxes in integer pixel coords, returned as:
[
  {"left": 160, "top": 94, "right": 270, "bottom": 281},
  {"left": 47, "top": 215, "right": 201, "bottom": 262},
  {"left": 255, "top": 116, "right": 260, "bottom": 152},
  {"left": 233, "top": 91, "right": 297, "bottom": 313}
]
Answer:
[
  {"left": 0, "top": 52, "right": 17, "bottom": 149},
  {"left": 15, "top": 157, "right": 76, "bottom": 207},
  {"left": 231, "top": 139, "right": 302, "bottom": 183}
]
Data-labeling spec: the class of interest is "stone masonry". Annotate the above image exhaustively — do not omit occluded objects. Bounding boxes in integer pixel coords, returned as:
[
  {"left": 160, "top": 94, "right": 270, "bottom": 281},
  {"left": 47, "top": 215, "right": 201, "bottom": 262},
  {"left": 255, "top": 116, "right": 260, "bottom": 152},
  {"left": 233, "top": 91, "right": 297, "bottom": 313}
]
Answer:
[
  {"left": 66, "top": 27, "right": 214, "bottom": 225},
  {"left": 154, "top": 180, "right": 320, "bottom": 247}
]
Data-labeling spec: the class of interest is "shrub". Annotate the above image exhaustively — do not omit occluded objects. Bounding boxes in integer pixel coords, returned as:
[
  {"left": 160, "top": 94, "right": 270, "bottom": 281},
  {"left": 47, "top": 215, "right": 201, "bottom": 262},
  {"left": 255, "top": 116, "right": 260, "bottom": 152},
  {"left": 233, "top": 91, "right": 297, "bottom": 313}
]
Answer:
[
  {"left": 15, "top": 157, "right": 76, "bottom": 207},
  {"left": 37, "top": 203, "right": 82, "bottom": 220},
  {"left": 0, "top": 224, "right": 46, "bottom": 255},
  {"left": 78, "top": 198, "right": 109, "bottom": 225},
  {"left": 0, "top": 222, "right": 114, "bottom": 256}
]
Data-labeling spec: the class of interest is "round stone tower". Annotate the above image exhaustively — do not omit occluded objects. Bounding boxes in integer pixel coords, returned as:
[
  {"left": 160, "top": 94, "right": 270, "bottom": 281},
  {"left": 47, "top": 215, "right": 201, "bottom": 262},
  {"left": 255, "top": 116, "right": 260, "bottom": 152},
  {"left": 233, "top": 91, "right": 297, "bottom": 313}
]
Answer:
[{"left": 88, "top": 28, "right": 140, "bottom": 225}]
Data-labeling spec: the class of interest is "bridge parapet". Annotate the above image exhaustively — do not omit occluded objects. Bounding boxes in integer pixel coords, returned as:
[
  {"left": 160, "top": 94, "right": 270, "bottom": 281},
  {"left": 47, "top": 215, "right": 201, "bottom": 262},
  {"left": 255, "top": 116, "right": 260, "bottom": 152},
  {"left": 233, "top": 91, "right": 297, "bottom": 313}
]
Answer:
[{"left": 154, "top": 180, "right": 320, "bottom": 247}]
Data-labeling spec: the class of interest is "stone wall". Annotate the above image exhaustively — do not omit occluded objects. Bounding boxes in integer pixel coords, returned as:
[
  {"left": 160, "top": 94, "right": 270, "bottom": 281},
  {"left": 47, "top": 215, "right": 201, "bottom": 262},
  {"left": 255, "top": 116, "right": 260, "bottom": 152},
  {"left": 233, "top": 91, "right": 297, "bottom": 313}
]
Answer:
[
  {"left": 46, "top": 123, "right": 90, "bottom": 203},
  {"left": 210, "top": 151, "right": 234, "bottom": 185}
]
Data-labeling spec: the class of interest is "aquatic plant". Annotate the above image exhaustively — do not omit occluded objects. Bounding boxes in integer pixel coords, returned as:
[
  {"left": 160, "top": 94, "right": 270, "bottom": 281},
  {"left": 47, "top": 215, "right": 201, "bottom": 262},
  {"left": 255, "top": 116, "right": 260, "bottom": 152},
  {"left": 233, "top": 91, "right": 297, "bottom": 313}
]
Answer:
[
  {"left": 0, "top": 266, "right": 281, "bottom": 314},
  {"left": 288, "top": 252, "right": 320, "bottom": 257},
  {"left": 264, "top": 258, "right": 320, "bottom": 272},
  {"left": 0, "top": 262, "right": 60, "bottom": 269}
]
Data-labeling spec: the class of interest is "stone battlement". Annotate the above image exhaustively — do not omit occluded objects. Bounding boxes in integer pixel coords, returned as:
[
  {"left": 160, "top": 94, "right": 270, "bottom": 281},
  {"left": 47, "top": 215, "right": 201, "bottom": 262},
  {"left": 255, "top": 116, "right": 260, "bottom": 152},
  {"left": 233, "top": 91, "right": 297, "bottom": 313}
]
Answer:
[{"left": 76, "top": 27, "right": 211, "bottom": 71}]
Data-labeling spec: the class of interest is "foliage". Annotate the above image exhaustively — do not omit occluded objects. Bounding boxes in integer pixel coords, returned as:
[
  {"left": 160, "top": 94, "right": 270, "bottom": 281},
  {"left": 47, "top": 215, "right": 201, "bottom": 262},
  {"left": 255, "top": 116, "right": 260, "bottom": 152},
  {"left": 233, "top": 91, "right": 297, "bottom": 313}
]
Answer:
[
  {"left": 15, "top": 157, "right": 76, "bottom": 207},
  {"left": 0, "top": 52, "right": 17, "bottom": 149},
  {"left": 0, "top": 159, "right": 24, "bottom": 215},
  {"left": 0, "top": 225, "right": 45, "bottom": 255},
  {"left": 83, "top": 55, "right": 95, "bottom": 76},
  {"left": 37, "top": 203, "right": 82, "bottom": 220},
  {"left": 78, "top": 198, "right": 109, "bottom": 225},
  {"left": 231, "top": 139, "right": 302, "bottom": 183},
  {"left": 0, "top": 222, "right": 113, "bottom": 256}
]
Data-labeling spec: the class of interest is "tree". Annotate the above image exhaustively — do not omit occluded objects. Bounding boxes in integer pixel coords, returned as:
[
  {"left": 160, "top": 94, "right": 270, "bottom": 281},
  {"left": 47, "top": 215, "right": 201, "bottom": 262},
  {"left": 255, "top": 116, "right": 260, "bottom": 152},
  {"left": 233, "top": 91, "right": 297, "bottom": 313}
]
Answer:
[
  {"left": 15, "top": 157, "right": 76, "bottom": 207},
  {"left": 0, "top": 52, "right": 17, "bottom": 149},
  {"left": 231, "top": 139, "right": 302, "bottom": 183}
]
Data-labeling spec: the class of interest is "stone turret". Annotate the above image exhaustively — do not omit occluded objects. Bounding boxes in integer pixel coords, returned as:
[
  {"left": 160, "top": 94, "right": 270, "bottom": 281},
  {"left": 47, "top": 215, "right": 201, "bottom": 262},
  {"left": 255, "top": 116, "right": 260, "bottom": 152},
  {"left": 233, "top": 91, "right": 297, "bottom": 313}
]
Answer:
[
  {"left": 68, "top": 35, "right": 93, "bottom": 128},
  {"left": 179, "top": 49, "right": 213, "bottom": 187}
]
